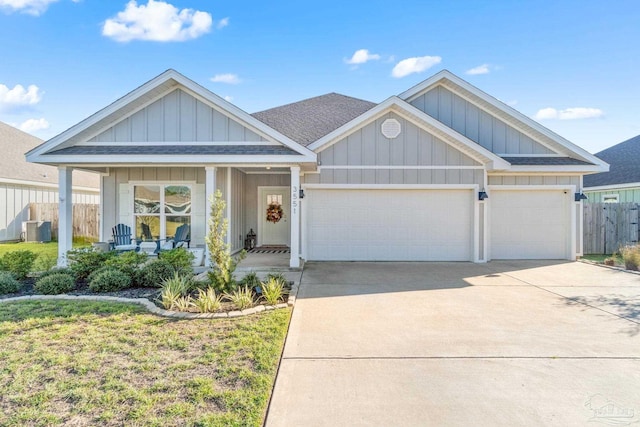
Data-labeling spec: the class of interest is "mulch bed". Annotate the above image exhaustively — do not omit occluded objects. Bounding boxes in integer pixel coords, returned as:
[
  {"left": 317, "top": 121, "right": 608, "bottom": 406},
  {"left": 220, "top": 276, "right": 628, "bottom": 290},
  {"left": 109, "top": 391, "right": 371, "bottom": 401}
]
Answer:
[{"left": 0, "top": 278, "right": 160, "bottom": 301}]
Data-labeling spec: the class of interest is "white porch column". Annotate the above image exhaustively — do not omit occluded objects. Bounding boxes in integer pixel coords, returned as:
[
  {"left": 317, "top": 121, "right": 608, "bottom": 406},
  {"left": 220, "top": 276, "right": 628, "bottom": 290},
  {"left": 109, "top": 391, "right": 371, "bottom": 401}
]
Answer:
[
  {"left": 205, "top": 166, "right": 216, "bottom": 266},
  {"left": 290, "top": 166, "right": 301, "bottom": 268},
  {"left": 58, "top": 166, "right": 73, "bottom": 266}
]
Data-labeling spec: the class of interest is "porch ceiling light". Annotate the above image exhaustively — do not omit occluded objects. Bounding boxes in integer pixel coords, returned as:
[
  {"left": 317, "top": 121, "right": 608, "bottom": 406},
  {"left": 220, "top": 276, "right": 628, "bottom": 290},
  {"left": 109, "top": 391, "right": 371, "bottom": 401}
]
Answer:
[{"left": 575, "top": 193, "right": 588, "bottom": 202}]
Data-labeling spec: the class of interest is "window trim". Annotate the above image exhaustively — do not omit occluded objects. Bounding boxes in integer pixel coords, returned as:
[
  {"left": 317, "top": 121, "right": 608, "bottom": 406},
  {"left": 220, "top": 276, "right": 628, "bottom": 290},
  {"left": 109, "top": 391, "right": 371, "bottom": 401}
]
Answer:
[{"left": 130, "top": 181, "right": 195, "bottom": 240}]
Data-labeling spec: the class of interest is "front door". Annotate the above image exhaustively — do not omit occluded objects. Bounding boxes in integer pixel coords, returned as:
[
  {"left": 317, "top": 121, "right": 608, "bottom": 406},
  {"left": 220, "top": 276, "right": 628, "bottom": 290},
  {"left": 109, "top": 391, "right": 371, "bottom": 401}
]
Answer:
[{"left": 259, "top": 186, "right": 290, "bottom": 246}]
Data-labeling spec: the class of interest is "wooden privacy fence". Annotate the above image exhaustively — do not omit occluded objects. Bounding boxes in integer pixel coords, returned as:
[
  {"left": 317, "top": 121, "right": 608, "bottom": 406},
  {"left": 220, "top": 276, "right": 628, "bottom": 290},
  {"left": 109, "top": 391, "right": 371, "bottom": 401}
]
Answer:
[
  {"left": 583, "top": 203, "right": 639, "bottom": 254},
  {"left": 29, "top": 203, "right": 99, "bottom": 240}
]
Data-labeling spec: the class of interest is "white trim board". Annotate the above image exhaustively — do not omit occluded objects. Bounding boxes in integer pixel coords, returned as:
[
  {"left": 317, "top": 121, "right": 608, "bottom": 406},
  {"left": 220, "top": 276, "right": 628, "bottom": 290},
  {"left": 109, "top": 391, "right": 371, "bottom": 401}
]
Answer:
[
  {"left": 77, "top": 141, "right": 282, "bottom": 146},
  {"left": 0, "top": 177, "right": 99, "bottom": 193},
  {"left": 319, "top": 165, "right": 484, "bottom": 170},
  {"left": 303, "top": 183, "right": 479, "bottom": 190},
  {"left": 584, "top": 182, "right": 640, "bottom": 191}
]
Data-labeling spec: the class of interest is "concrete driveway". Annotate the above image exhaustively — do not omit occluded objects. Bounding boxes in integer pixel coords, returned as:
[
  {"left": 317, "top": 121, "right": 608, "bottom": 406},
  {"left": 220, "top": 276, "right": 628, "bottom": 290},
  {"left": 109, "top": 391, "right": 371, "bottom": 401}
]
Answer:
[{"left": 266, "top": 261, "right": 640, "bottom": 427}]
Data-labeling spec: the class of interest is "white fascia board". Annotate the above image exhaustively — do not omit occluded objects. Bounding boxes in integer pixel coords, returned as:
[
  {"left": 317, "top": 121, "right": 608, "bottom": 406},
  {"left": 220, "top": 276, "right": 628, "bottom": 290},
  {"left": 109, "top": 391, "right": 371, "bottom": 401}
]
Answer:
[
  {"left": 26, "top": 69, "right": 315, "bottom": 161},
  {"left": 76, "top": 140, "right": 283, "bottom": 147},
  {"left": 308, "top": 96, "right": 510, "bottom": 170},
  {"left": 30, "top": 154, "right": 317, "bottom": 165},
  {"left": 584, "top": 182, "right": 640, "bottom": 191},
  {"left": 398, "top": 70, "right": 608, "bottom": 170}
]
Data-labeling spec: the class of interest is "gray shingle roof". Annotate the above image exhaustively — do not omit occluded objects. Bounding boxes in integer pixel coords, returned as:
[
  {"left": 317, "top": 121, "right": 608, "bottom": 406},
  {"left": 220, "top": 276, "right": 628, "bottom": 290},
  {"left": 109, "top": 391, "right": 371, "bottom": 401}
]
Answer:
[
  {"left": 0, "top": 121, "right": 99, "bottom": 188},
  {"left": 583, "top": 135, "right": 640, "bottom": 187},
  {"left": 47, "top": 145, "right": 299, "bottom": 156},
  {"left": 251, "top": 93, "right": 377, "bottom": 146},
  {"left": 503, "top": 157, "right": 595, "bottom": 166}
]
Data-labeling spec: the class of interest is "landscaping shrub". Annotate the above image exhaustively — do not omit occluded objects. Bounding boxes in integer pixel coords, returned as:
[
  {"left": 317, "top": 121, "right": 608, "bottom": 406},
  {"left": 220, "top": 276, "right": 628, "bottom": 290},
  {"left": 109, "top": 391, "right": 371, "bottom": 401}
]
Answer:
[
  {"left": 37, "top": 267, "right": 75, "bottom": 280},
  {"left": 192, "top": 287, "right": 223, "bottom": 313},
  {"left": 241, "top": 272, "right": 260, "bottom": 289},
  {"left": 206, "top": 189, "right": 246, "bottom": 293},
  {"left": 104, "top": 251, "right": 148, "bottom": 280},
  {"left": 137, "top": 259, "right": 176, "bottom": 288},
  {"left": 267, "top": 272, "right": 287, "bottom": 285},
  {"left": 67, "top": 248, "right": 115, "bottom": 280},
  {"left": 261, "top": 277, "right": 285, "bottom": 305},
  {"left": 620, "top": 245, "right": 640, "bottom": 271},
  {"left": 225, "top": 286, "right": 254, "bottom": 310},
  {"left": 89, "top": 268, "right": 131, "bottom": 293},
  {"left": 159, "top": 247, "right": 194, "bottom": 271},
  {"left": 34, "top": 273, "right": 75, "bottom": 295},
  {"left": 0, "top": 271, "right": 20, "bottom": 294},
  {"left": 32, "top": 254, "right": 58, "bottom": 274},
  {"left": 1, "top": 250, "right": 37, "bottom": 280}
]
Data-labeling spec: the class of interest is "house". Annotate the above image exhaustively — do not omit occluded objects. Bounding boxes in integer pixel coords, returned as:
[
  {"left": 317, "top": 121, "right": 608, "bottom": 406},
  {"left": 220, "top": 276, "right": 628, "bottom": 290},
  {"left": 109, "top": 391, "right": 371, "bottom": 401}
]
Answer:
[
  {"left": 0, "top": 121, "right": 100, "bottom": 242},
  {"left": 26, "top": 69, "right": 608, "bottom": 266},
  {"left": 584, "top": 135, "right": 640, "bottom": 203}
]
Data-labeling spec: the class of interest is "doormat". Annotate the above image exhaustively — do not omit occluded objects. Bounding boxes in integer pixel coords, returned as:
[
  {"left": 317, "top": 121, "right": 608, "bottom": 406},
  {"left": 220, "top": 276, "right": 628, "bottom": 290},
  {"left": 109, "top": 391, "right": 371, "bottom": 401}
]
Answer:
[{"left": 248, "top": 246, "right": 290, "bottom": 254}]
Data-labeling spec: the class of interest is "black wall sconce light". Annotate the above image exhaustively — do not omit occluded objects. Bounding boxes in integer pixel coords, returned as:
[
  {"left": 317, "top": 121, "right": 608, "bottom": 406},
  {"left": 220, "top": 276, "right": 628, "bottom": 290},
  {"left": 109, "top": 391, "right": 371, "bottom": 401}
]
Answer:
[
  {"left": 299, "top": 189, "right": 305, "bottom": 199},
  {"left": 574, "top": 193, "right": 588, "bottom": 202},
  {"left": 478, "top": 191, "right": 489, "bottom": 201}
]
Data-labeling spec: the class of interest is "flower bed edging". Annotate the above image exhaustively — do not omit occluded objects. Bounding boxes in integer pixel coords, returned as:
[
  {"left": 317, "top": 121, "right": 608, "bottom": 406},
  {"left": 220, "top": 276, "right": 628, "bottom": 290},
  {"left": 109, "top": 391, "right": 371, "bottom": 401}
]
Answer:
[{"left": 0, "top": 293, "right": 293, "bottom": 319}]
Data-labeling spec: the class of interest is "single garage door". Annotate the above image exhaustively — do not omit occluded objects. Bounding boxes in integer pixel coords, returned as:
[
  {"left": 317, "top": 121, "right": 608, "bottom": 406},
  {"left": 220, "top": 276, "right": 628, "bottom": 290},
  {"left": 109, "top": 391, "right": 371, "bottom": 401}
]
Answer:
[
  {"left": 490, "top": 190, "right": 570, "bottom": 259},
  {"left": 305, "top": 189, "right": 473, "bottom": 261}
]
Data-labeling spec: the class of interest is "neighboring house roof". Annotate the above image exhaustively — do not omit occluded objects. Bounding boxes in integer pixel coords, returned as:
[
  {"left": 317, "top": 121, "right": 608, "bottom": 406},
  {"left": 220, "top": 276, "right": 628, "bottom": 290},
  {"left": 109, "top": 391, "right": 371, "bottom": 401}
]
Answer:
[
  {"left": 584, "top": 134, "right": 640, "bottom": 188},
  {"left": 0, "top": 121, "right": 99, "bottom": 189},
  {"left": 252, "top": 93, "right": 377, "bottom": 146}
]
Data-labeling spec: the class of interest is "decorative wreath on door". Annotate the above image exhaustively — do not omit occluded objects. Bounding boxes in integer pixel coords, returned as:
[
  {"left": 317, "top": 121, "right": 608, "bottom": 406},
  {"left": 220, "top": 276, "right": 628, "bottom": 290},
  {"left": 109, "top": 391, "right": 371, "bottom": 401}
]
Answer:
[{"left": 266, "top": 202, "right": 284, "bottom": 223}]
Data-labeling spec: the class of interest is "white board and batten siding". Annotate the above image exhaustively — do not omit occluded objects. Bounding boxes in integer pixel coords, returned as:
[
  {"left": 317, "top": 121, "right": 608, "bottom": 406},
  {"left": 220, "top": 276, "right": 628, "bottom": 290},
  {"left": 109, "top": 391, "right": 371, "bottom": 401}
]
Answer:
[
  {"left": 410, "top": 85, "right": 555, "bottom": 155},
  {"left": 304, "top": 112, "right": 484, "bottom": 187},
  {"left": 89, "top": 89, "right": 267, "bottom": 143},
  {"left": 0, "top": 183, "right": 99, "bottom": 242}
]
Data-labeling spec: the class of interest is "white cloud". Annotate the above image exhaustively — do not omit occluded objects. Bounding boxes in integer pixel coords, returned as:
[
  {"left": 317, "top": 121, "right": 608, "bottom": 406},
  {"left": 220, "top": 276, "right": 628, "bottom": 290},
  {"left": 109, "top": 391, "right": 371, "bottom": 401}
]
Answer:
[
  {"left": 535, "top": 107, "right": 604, "bottom": 120},
  {"left": 466, "top": 63, "right": 490, "bottom": 75},
  {"left": 211, "top": 73, "right": 241, "bottom": 84},
  {"left": 217, "top": 16, "right": 229, "bottom": 29},
  {"left": 18, "top": 118, "right": 50, "bottom": 133},
  {"left": 223, "top": 95, "right": 233, "bottom": 102},
  {"left": 0, "top": 83, "right": 43, "bottom": 112},
  {"left": 0, "top": 0, "right": 58, "bottom": 15},
  {"left": 345, "top": 49, "right": 381, "bottom": 65},
  {"left": 391, "top": 55, "right": 442, "bottom": 78},
  {"left": 102, "top": 0, "right": 212, "bottom": 42}
]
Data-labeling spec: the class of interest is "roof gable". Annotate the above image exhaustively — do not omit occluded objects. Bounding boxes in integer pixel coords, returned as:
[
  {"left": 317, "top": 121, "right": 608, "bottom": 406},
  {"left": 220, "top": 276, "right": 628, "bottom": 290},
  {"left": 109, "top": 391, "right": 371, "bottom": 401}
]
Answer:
[
  {"left": 584, "top": 134, "right": 640, "bottom": 188},
  {"left": 27, "top": 69, "right": 315, "bottom": 163},
  {"left": 252, "top": 93, "right": 376, "bottom": 146},
  {"left": 399, "top": 70, "right": 607, "bottom": 171}
]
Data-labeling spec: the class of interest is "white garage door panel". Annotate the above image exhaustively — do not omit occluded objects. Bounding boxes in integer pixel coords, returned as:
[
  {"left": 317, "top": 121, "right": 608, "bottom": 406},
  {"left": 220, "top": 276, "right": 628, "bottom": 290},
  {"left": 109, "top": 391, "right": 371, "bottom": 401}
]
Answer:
[
  {"left": 306, "top": 189, "right": 473, "bottom": 261},
  {"left": 490, "top": 190, "right": 569, "bottom": 259}
]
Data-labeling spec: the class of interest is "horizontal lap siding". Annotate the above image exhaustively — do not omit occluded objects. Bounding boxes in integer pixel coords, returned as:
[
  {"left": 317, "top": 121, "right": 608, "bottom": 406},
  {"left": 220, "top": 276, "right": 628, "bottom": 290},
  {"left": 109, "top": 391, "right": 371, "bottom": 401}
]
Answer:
[
  {"left": 90, "top": 89, "right": 266, "bottom": 143},
  {"left": 0, "top": 183, "right": 98, "bottom": 242},
  {"left": 307, "top": 112, "right": 483, "bottom": 186},
  {"left": 411, "top": 86, "right": 554, "bottom": 155}
]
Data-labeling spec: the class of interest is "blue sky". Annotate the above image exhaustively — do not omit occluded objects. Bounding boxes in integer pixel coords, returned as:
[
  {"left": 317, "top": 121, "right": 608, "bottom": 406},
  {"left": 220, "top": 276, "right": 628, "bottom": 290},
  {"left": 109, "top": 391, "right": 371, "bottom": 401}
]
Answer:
[{"left": 0, "top": 0, "right": 638, "bottom": 154}]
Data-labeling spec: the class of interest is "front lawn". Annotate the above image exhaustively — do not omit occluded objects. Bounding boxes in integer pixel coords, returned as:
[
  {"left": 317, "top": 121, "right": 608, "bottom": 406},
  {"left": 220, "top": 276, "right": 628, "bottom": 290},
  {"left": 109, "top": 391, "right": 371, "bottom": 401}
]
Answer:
[
  {"left": 0, "top": 240, "right": 92, "bottom": 259},
  {"left": 0, "top": 300, "right": 290, "bottom": 427}
]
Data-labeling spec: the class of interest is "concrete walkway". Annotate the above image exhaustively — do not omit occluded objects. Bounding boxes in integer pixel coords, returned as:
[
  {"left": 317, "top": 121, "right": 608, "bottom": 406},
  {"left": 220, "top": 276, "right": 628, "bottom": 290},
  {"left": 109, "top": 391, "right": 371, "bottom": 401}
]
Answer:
[{"left": 266, "top": 261, "right": 640, "bottom": 427}]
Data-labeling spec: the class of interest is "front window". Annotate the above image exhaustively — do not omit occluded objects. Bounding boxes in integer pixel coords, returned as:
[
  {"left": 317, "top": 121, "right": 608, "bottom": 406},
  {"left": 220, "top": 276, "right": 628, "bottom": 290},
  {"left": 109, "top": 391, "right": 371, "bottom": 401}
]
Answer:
[
  {"left": 603, "top": 194, "right": 619, "bottom": 203},
  {"left": 134, "top": 184, "right": 191, "bottom": 241}
]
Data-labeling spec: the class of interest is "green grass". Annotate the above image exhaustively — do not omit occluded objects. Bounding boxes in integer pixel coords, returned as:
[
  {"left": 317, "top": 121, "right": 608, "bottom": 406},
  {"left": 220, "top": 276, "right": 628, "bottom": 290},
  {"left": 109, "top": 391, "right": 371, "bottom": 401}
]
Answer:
[
  {"left": 0, "top": 300, "right": 291, "bottom": 426},
  {"left": 0, "top": 240, "right": 92, "bottom": 259},
  {"left": 582, "top": 254, "right": 623, "bottom": 264}
]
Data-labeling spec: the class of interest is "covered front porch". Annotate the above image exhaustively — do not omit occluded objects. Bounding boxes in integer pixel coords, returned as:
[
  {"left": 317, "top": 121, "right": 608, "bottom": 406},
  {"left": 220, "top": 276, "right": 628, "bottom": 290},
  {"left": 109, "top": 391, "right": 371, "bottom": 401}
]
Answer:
[{"left": 55, "top": 164, "right": 306, "bottom": 268}]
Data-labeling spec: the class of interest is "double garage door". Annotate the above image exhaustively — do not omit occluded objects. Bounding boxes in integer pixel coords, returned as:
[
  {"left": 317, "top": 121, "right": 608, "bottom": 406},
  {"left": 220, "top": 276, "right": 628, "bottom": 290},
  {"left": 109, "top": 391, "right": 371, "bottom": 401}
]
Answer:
[{"left": 305, "top": 188, "right": 571, "bottom": 261}]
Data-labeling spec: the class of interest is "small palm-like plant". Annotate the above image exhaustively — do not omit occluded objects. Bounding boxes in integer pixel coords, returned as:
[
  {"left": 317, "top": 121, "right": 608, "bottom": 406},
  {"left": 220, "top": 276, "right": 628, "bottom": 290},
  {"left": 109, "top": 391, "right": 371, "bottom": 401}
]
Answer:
[
  {"left": 160, "top": 272, "right": 191, "bottom": 310},
  {"left": 192, "top": 287, "right": 223, "bottom": 313},
  {"left": 261, "top": 277, "right": 284, "bottom": 305},
  {"left": 225, "top": 286, "right": 254, "bottom": 310},
  {"left": 174, "top": 295, "right": 193, "bottom": 312}
]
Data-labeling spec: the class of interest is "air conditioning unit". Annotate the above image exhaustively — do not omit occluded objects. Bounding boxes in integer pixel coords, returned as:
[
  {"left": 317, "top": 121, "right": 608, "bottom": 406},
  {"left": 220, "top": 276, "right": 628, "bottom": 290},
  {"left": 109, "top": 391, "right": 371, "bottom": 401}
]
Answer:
[{"left": 22, "top": 221, "right": 52, "bottom": 243}]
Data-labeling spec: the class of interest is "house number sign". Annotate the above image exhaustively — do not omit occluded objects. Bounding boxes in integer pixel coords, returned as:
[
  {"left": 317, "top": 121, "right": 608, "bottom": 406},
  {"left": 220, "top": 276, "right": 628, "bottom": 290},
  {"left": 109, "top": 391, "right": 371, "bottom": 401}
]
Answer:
[{"left": 291, "top": 185, "right": 298, "bottom": 215}]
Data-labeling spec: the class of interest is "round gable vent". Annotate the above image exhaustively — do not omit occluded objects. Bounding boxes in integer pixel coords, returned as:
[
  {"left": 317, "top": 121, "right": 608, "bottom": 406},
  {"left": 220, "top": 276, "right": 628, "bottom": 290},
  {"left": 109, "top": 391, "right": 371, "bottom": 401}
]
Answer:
[{"left": 381, "top": 118, "right": 401, "bottom": 139}]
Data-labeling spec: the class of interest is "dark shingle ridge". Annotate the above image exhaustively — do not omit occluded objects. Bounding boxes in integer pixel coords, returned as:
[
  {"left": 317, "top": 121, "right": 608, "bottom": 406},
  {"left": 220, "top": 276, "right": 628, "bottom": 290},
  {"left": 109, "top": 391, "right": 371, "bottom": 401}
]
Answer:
[
  {"left": 584, "top": 135, "right": 640, "bottom": 187},
  {"left": 503, "top": 157, "right": 594, "bottom": 166},
  {"left": 251, "top": 93, "right": 377, "bottom": 146}
]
